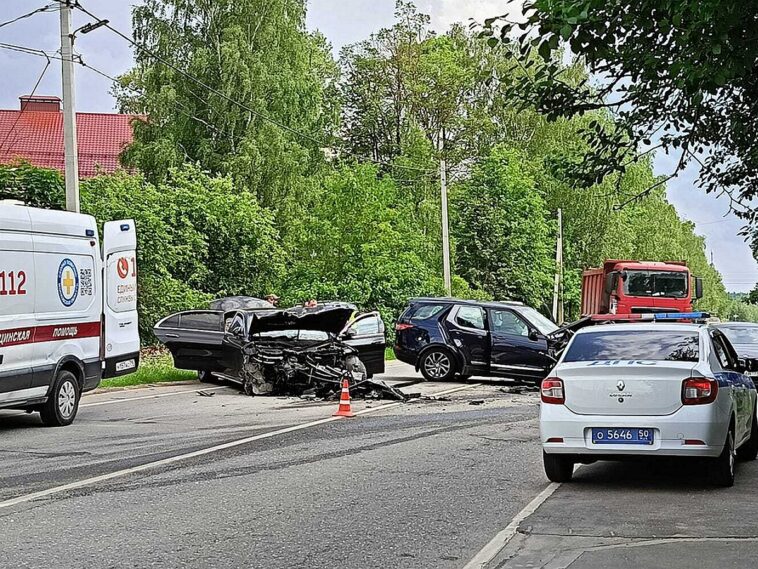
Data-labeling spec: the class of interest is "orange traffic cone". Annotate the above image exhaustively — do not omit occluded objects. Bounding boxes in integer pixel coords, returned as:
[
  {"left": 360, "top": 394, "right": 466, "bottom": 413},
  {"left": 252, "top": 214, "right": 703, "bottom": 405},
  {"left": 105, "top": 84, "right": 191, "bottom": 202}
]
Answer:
[{"left": 333, "top": 378, "right": 356, "bottom": 417}]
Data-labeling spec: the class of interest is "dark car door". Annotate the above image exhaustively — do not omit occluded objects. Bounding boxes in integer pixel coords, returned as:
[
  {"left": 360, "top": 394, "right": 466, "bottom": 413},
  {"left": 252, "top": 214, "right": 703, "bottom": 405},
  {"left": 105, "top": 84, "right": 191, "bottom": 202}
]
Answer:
[
  {"left": 444, "top": 305, "right": 489, "bottom": 371},
  {"left": 488, "top": 308, "right": 553, "bottom": 382},
  {"left": 341, "top": 312, "right": 386, "bottom": 377},
  {"left": 154, "top": 310, "right": 234, "bottom": 372}
]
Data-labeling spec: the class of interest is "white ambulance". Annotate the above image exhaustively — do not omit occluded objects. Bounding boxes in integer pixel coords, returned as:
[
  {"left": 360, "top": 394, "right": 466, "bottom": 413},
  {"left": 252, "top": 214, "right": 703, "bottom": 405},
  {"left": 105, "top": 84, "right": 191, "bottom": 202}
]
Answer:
[{"left": 0, "top": 202, "right": 139, "bottom": 426}]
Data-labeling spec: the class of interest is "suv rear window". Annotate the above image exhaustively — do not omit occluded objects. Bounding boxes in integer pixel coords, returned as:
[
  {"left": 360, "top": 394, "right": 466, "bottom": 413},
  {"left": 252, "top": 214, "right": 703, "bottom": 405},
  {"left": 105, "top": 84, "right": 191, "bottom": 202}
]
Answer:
[
  {"left": 410, "top": 304, "right": 446, "bottom": 320},
  {"left": 564, "top": 330, "right": 700, "bottom": 362}
]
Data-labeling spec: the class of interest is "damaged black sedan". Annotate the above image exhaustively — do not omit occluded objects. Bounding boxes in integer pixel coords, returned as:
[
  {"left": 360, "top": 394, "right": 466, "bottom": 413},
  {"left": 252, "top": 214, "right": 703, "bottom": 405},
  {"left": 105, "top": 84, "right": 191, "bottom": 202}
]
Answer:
[{"left": 154, "top": 300, "right": 404, "bottom": 399}]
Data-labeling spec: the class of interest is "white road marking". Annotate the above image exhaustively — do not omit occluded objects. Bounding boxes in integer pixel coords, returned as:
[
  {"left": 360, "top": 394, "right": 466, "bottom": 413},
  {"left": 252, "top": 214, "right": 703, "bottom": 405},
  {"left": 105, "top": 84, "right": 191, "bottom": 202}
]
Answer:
[
  {"left": 461, "top": 481, "right": 562, "bottom": 569},
  {"left": 0, "top": 383, "right": 481, "bottom": 510},
  {"left": 80, "top": 386, "right": 231, "bottom": 408}
]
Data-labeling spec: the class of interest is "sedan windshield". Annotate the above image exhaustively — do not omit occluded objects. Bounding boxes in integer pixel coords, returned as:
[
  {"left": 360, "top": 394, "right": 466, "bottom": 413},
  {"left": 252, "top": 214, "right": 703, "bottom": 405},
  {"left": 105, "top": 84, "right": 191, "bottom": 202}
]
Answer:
[
  {"left": 623, "top": 270, "right": 688, "bottom": 298},
  {"left": 564, "top": 330, "right": 699, "bottom": 362},
  {"left": 517, "top": 306, "right": 558, "bottom": 335}
]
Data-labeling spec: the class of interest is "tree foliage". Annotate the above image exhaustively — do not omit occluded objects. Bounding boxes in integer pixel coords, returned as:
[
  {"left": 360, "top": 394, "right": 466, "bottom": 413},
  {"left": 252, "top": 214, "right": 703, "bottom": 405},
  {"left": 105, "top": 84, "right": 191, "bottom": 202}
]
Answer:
[
  {"left": 452, "top": 147, "right": 555, "bottom": 310},
  {"left": 483, "top": 1, "right": 758, "bottom": 218},
  {"left": 117, "top": 0, "right": 339, "bottom": 211},
  {"left": 4, "top": 1, "right": 754, "bottom": 346}
]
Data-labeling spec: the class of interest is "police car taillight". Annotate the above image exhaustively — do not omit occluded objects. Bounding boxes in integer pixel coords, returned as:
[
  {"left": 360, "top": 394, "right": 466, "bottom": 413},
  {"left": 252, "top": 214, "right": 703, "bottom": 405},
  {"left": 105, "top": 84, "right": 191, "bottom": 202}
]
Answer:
[
  {"left": 682, "top": 377, "right": 718, "bottom": 405},
  {"left": 541, "top": 377, "right": 565, "bottom": 404}
]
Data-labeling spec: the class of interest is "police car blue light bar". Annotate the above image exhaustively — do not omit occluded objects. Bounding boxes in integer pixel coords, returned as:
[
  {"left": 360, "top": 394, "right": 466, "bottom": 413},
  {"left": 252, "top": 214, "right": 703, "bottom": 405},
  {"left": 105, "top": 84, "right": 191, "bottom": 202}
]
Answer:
[
  {"left": 591, "top": 312, "right": 710, "bottom": 322},
  {"left": 653, "top": 312, "right": 709, "bottom": 320}
]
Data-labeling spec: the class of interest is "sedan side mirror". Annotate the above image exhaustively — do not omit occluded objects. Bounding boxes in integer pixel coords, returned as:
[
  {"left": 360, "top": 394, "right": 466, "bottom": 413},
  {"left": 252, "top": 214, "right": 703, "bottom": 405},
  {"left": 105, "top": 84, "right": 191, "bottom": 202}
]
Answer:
[{"left": 528, "top": 330, "right": 544, "bottom": 342}]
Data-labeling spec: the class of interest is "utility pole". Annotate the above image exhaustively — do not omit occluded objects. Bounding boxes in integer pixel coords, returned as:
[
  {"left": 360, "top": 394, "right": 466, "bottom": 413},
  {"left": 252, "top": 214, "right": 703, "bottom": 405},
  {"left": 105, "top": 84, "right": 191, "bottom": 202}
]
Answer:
[
  {"left": 440, "top": 157, "right": 452, "bottom": 296},
  {"left": 60, "top": 0, "right": 80, "bottom": 213},
  {"left": 552, "top": 208, "right": 564, "bottom": 323}
]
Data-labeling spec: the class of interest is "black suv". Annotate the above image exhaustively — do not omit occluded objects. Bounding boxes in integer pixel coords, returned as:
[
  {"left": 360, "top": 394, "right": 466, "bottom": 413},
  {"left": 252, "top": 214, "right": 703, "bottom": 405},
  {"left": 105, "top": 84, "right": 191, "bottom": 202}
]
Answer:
[{"left": 394, "top": 298, "right": 573, "bottom": 383}]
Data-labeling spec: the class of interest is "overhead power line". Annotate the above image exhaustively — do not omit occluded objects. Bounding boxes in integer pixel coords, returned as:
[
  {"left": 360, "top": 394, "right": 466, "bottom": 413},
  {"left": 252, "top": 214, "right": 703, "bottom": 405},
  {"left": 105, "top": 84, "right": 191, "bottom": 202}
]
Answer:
[
  {"left": 0, "top": 54, "right": 52, "bottom": 155},
  {"left": 59, "top": 0, "right": 434, "bottom": 174},
  {"left": 0, "top": 4, "right": 57, "bottom": 30},
  {"left": 0, "top": 42, "right": 229, "bottom": 144}
]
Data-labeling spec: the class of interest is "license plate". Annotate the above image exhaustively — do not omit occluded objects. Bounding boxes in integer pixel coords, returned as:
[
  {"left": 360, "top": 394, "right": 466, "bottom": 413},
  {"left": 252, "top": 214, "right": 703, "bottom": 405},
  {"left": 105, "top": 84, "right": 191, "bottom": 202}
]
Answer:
[
  {"left": 591, "top": 428, "right": 654, "bottom": 445},
  {"left": 115, "top": 359, "right": 136, "bottom": 372}
]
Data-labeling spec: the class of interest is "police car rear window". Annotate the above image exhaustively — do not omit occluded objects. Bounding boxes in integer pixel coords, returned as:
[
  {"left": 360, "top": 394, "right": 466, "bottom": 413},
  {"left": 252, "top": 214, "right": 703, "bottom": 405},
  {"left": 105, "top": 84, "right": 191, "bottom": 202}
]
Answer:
[{"left": 564, "top": 330, "right": 699, "bottom": 362}]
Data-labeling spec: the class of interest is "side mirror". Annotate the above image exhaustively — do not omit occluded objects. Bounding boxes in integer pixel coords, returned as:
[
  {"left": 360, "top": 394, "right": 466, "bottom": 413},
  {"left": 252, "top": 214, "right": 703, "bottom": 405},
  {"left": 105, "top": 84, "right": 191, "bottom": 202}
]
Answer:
[
  {"left": 528, "top": 330, "right": 544, "bottom": 342},
  {"left": 741, "top": 357, "right": 758, "bottom": 374},
  {"left": 694, "top": 277, "right": 704, "bottom": 300},
  {"left": 341, "top": 329, "right": 356, "bottom": 339}
]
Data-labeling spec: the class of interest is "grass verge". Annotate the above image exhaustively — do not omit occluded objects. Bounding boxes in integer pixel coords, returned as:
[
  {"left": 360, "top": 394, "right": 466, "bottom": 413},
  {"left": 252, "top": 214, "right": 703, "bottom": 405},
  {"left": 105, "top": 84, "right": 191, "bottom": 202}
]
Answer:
[{"left": 99, "top": 349, "right": 195, "bottom": 389}]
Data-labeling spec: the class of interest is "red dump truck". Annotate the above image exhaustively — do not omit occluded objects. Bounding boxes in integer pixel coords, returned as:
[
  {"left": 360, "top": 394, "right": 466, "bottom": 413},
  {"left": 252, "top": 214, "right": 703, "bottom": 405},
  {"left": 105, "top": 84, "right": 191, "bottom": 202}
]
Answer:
[{"left": 581, "top": 260, "right": 703, "bottom": 316}]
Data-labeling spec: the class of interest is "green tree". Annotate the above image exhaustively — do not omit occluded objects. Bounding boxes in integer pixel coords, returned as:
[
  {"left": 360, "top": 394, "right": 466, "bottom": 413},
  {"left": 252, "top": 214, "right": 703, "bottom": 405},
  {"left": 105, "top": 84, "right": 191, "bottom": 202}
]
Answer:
[
  {"left": 452, "top": 146, "right": 555, "bottom": 309},
  {"left": 484, "top": 1, "right": 758, "bottom": 212},
  {"left": 117, "top": 0, "right": 339, "bottom": 211}
]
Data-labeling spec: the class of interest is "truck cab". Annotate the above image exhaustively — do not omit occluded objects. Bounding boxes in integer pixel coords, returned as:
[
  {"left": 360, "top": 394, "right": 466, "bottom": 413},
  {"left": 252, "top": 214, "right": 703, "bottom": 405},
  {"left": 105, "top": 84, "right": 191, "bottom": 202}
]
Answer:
[{"left": 582, "top": 260, "right": 703, "bottom": 316}]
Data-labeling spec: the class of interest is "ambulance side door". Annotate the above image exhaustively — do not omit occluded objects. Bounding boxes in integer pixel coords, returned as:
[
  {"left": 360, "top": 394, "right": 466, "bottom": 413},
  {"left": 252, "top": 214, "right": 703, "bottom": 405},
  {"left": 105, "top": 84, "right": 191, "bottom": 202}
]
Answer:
[{"left": 102, "top": 220, "right": 140, "bottom": 377}]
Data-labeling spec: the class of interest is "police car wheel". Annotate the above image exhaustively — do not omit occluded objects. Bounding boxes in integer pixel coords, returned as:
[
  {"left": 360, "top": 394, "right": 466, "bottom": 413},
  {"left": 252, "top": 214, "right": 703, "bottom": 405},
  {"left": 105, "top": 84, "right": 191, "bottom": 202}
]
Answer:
[
  {"left": 710, "top": 429, "right": 736, "bottom": 487},
  {"left": 40, "top": 370, "right": 80, "bottom": 427},
  {"left": 737, "top": 413, "right": 758, "bottom": 461},
  {"left": 543, "top": 451, "right": 574, "bottom": 483}
]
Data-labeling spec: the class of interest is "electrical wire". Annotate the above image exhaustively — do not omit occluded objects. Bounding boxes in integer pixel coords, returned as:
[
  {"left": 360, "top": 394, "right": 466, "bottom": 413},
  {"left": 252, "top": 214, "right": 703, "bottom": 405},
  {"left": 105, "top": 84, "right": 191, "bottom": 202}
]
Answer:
[
  {"left": 0, "top": 42, "right": 231, "bottom": 144},
  {"left": 61, "top": 0, "right": 435, "bottom": 175},
  {"left": 0, "top": 4, "right": 57, "bottom": 30},
  {"left": 0, "top": 54, "right": 52, "bottom": 154}
]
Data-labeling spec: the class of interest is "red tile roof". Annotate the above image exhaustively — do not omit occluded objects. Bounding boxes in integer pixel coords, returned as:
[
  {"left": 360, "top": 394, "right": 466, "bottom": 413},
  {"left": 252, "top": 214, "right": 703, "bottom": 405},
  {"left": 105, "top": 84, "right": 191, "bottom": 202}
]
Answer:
[{"left": 0, "top": 109, "right": 136, "bottom": 177}]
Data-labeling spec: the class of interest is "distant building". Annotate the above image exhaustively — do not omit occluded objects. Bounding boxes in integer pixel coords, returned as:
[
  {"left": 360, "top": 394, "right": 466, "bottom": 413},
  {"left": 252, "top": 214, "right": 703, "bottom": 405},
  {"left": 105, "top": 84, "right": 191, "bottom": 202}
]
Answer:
[{"left": 0, "top": 95, "right": 135, "bottom": 177}]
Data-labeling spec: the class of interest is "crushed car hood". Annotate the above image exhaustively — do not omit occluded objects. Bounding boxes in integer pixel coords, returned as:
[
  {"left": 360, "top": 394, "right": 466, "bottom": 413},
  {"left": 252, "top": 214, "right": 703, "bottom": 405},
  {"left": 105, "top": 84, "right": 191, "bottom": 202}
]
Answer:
[{"left": 247, "top": 302, "right": 357, "bottom": 336}]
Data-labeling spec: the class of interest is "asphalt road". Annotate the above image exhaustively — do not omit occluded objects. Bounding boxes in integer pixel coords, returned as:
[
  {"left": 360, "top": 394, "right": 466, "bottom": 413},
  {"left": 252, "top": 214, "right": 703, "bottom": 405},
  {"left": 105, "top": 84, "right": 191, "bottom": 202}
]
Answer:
[
  {"left": 0, "top": 363, "right": 546, "bottom": 569},
  {"left": 3, "top": 363, "right": 757, "bottom": 569}
]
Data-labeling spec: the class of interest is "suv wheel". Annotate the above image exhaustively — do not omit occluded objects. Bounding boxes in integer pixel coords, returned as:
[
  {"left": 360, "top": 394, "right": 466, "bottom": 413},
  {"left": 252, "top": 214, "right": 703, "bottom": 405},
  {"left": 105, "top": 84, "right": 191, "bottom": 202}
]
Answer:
[
  {"left": 40, "top": 370, "right": 80, "bottom": 427},
  {"left": 420, "top": 349, "right": 456, "bottom": 381}
]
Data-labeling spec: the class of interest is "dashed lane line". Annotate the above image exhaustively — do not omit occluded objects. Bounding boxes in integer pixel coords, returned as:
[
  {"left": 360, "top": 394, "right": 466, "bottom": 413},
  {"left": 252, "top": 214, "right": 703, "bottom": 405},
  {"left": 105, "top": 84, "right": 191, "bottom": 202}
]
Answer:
[{"left": 0, "top": 383, "right": 481, "bottom": 510}]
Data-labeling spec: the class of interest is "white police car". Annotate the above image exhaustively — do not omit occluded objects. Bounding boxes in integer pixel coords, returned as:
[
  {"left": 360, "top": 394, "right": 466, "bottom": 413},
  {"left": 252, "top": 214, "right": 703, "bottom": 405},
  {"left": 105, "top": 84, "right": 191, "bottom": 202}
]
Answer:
[{"left": 540, "top": 323, "right": 758, "bottom": 486}]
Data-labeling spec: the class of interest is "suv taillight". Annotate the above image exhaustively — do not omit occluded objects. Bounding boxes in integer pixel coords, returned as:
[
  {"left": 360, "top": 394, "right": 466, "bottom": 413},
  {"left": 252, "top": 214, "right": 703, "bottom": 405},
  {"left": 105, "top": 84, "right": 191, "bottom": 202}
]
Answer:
[
  {"left": 395, "top": 323, "right": 414, "bottom": 331},
  {"left": 682, "top": 377, "right": 718, "bottom": 405},
  {"left": 541, "top": 377, "right": 565, "bottom": 404}
]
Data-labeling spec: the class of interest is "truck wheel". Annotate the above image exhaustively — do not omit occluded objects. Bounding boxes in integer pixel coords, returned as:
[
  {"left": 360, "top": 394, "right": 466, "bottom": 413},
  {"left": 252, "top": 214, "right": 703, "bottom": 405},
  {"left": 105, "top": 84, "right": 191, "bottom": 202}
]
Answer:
[
  {"left": 737, "top": 414, "right": 758, "bottom": 461},
  {"left": 710, "top": 428, "right": 736, "bottom": 487},
  {"left": 543, "top": 451, "right": 574, "bottom": 482},
  {"left": 198, "top": 370, "right": 222, "bottom": 384},
  {"left": 40, "top": 370, "right": 80, "bottom": 427},
  {"left": 420, "top": 349, "right": 456, "bottom": 382}
]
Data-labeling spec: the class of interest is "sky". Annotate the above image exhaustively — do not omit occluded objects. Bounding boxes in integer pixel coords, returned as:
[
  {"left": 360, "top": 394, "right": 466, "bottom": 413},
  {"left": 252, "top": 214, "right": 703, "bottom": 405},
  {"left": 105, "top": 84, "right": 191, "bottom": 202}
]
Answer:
[{"left": 1, "top": 0, "right": 756, "bottom": 292}]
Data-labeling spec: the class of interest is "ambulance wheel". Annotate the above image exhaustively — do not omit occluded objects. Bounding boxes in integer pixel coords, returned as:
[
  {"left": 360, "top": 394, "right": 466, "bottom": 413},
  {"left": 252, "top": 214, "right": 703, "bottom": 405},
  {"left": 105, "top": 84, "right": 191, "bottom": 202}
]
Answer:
[{"left": 40, "top": 370, "right": 80, "bottom": 427}]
